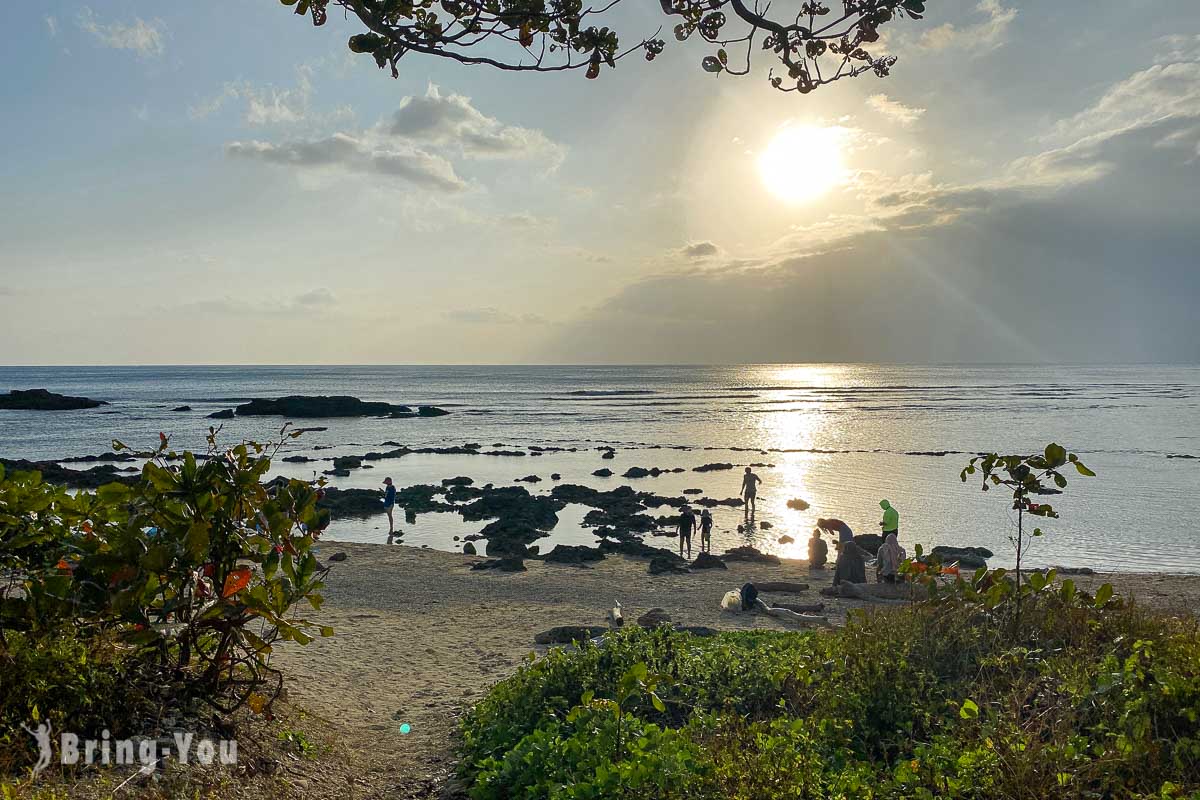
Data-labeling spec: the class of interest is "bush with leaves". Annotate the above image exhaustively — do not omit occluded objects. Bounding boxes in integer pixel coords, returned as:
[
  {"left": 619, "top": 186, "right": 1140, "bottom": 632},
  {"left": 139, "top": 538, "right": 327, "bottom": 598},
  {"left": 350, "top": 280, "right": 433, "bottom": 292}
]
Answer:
[
  {"left": 460, "top": 591, "right": 1200, "bottom": 799},
  {"left": 0, "top": 428, "right": 334, "bottom": 769}
]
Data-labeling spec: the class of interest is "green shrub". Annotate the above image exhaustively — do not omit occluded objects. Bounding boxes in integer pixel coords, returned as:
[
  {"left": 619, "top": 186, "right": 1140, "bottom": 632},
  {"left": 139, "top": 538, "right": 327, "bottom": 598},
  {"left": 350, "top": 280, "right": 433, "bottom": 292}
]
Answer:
[{"left": 460, "top": 593, "right": 1200, "bottom": 799}]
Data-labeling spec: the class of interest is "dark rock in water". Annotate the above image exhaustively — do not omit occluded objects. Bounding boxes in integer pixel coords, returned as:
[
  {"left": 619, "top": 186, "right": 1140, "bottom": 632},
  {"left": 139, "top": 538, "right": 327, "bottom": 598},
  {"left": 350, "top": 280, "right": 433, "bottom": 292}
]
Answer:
[
  {"left": 649, "top": 556, "right": 690, "bottom": 575},
  {"left": 543, "top": 545, "right": 605, "bottom": 564},
  {"left": 484, "top": 537, "right": 533, "bottom": 558},
  {"left": 550, "top": 473, "right": 562, "bottom": 481},
  {"left": 332, "top": 456, "right": 363, "bottom": 471},
  {"left": 637, "top": 608, "right": 672, "bottom": 627},
  {"left": 693, "top": 462, "right": 734, "bottom": 472},
  {"left": 282, "top": 455, "right": 312, "bottom": 463},
  {"left": 601, "top": 450, "right": 615, "bottom": 460},
  {"left": 931, "top": 545, "right": 994, "bottom": 560},
  {"left": 295, "top": 427, "right": 328, "bottom": 433},
  {"left": 208, "top": 409, "right": 235, "bottom": 419},
  {"left": 691, "top": 552, "right": 727, "bottom": 570},
  {"left": 327, "top": 552, "right": 347, "bottom": 563},
  {"left": 442, "top": 476, "right": 474, "bottom": 487},
  {"left": 623, "top": 466, "right": 653, "bottom": 478},
  {"left": 61, "top": 452, "right": 136, "bottom": 464},
  {"left": 592, "top": 468, "right": 614, "bottom": 478},
  {"left": 172, "top": 405, "right": 192, "bottom": 412},
  {"left": 323, "top": 468, "right": 351, "bottom": 477},
  {"left": 682, "top": 488, "right": 703, "bottom": 495},
  {"left": 417, "top": 406, "right": 449, "bottom": 417},
  {"left": 483, "top": 450, "right": 526, "bottom": 457},
  {"left": 534, "top": 625, "right": 606, "bottom": 644},
  {"left": 462, "top": 542, "right": 477, "bottom": 555},
  {"left": 723, "top": 546, "right": 781, "bottom": 565},
  {"left": 317, "top": 487, "right": 384, "bottom": 516},
  {"left": 695, "top": 496, "right": 744, "bottom": 508},
  {"left": 597, "top": 536, "right": 677, "bottom": 560},
  {"left": 515, "top": 475, "right": 541, "bottom": 483},
  {"left": 0, "top": 458, "right": 136, "bottom": 489},
  {"left": 853, "top": 534, "right": 884, "bottom": 555},
  {"left": 786, "top": 498, "right": 810, "bottom": 511},
  {"left": 472, "top": 557, "right": 526, "bottom": 572},
  {"left": 235, "top": 395, "right": 416, "bottom": 418},
  {"left": 0, "top": 389, "right": 107, "bottom": 411},
  {"left": 760, "top": 521, "right": 774, "bottom": 530},
  {"left": 777, "top": 535, "right": 794, "bottom": 544}
]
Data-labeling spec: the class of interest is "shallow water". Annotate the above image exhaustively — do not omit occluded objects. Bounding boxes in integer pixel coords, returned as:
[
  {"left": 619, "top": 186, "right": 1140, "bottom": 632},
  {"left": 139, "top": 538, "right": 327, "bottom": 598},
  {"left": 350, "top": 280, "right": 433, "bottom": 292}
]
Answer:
[{"left": 1, "top": 364, "right": 1197, "bottom": 572}]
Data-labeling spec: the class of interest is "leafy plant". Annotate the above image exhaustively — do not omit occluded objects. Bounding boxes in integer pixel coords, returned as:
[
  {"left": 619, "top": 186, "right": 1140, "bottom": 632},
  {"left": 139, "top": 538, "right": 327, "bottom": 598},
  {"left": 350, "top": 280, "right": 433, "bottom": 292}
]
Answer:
[
  {"left": 0, "top": 427, "right": 335, "bottom": 770},
  {"left": 960, "top": 443, "right": 1095, "bottom": 627}
]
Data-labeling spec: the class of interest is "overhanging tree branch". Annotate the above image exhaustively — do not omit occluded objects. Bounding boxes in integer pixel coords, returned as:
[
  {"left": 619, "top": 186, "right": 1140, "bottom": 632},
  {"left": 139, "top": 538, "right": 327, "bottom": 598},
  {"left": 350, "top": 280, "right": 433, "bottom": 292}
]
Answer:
[{"left": 281, "top": 0, "right": 927, "bottom": 93}]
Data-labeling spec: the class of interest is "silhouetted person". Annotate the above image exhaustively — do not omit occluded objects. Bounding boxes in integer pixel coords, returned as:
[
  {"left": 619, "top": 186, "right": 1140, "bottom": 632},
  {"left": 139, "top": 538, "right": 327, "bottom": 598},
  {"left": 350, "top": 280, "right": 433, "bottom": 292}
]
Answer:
[
  {"left": 699, "top": 508, "right": 714, "bottom": 554},
  {"left": 383, "top": 477, "right": 397, "bottom": 535},
  {"left": 833, "top": 539, "right": 867, "bottom": 588},
  {"left": 816, "top": 517, "right": 854, "bottom": 545},
  {"left": 741, "top": 467, "right": 762, "bottom": 513},
  {"left": 808, "top": 529, "right": 828, "bottom": 568},
  {"left": 678, "top": 507, "right": 696, "bottom": 560}
]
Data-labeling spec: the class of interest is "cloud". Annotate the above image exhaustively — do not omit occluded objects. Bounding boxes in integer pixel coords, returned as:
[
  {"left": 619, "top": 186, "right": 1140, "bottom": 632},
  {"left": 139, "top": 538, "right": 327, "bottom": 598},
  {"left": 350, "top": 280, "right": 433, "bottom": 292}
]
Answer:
[
  {"left": 918, "top": 0, "right": 1015, "bottom": 53},
  {"left": 444, "top": 308, "right": 547, "bottom": 325},
  {"left": 680, "top": 241, "right": 720, "bottom": 259},
  {"left": 173, "top": 289, "right": 339, "bottom": 317},
  {"left": 45, "top": 16, "right": 58, "bottom": 37},
  {"left": 544, "top": 54, "right": 1200, "bottom": 365},
  {"left": 225, "top": 133, "right": 468, "bottom": 192},
  {"left": 1050, "top": 61, "right": 1200, "bottom": 141},
  {"left": 190, "top": 64, "right": 353, "bottom": 128},
  {"left": 223, "top": 85, "right": 562, "bottom": 192},
  {"left": 293, "top": 288, "right": 337, "bottom": 308},
  {"left": 77, "top": 8, "right": 166, "bottom": 57},
  {"left": 389, "top": 85, "right": 565, "bottom": 165},
  {"left": 866, "top": 94, "right": 926, "bottom": 127}
]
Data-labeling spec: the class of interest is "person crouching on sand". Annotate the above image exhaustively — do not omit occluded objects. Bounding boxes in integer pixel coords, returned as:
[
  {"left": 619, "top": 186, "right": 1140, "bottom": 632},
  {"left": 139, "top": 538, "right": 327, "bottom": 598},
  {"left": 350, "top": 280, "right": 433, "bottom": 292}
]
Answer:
[
  {"left": 808, "top": 529, "right": 829, "bottom": 568},
  {"left": 678, "top": 507, "right": 696, "bottom": 560},
  {"left": 383, "top": 477, "right": 397, "bottom": 535},
  {"left": 876, "top": 532, "right": 906, "bottom": 583}
]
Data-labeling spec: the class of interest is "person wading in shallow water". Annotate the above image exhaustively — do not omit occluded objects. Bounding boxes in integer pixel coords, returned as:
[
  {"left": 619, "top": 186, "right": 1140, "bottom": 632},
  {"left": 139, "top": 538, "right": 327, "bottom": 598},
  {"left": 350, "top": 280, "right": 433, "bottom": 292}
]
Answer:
[
  {"left": 741, "top": 467, "right": 762, "bottom": 513},
  {"left": 383, "top": 477, "right": 397, "bottom": 535}
]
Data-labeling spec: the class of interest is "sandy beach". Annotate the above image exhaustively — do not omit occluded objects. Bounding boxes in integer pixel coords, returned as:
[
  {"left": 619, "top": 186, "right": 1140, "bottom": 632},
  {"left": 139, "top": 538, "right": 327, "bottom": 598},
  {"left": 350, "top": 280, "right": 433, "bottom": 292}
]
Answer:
[{"left": 268, "top": 542, "right": 1200, "bottom": 799}]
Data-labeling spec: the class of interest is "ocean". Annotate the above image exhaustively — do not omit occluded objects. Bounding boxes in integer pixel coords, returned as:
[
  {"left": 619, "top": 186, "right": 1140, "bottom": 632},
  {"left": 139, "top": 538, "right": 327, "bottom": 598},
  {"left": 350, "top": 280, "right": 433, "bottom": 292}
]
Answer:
[{"left": 1, "top": 364, "right": 1197, "bottom": 573}]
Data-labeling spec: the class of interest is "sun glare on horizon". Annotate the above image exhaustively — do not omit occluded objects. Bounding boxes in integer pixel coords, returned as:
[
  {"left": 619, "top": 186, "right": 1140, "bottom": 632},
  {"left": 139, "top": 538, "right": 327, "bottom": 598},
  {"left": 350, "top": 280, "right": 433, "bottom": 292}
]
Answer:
[{"left": 757, "top": 125, "right": 849, "bottom": 204}]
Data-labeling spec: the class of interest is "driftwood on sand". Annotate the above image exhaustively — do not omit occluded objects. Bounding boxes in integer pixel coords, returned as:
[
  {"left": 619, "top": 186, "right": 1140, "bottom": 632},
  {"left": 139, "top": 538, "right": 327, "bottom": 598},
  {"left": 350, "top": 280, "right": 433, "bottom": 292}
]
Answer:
[
  {"left": 772, "top": 601, "right": 826, "bottom": 614},
  {"left": 820, "top": 582, "right": 917, "bottom": 604},
  {"left": 754, "top": 600, "right": 832, "bottom": 627},
  {"left": 753, "top": 581, "right": 810, "bottom": 593}
]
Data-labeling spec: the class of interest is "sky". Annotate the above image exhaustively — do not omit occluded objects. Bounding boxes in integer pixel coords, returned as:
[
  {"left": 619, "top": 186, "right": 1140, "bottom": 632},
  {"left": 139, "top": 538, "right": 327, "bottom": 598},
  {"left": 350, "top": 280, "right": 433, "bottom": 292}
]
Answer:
[{"left": 2, "top": 1, "right": 1199, "bottom": 365}]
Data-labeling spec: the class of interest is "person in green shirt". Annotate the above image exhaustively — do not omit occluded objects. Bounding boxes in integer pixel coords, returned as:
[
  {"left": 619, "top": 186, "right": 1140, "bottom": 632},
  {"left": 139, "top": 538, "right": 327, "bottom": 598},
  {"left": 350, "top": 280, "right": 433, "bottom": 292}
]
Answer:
[{"left": 879, "top": 499, "right": 899, "bottom": 537}]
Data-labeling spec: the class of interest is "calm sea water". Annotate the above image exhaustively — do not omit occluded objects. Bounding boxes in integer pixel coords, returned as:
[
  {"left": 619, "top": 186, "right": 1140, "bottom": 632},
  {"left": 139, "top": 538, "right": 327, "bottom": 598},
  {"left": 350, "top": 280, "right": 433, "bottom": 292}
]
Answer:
[{"left": 1, "top": 365, "right": 1197, "bottom": 573}]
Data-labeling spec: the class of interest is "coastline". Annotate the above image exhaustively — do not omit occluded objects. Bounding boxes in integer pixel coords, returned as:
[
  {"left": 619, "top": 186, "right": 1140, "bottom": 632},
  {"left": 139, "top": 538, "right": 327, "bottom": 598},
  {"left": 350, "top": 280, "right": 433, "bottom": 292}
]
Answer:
[{"left": 271, "top": 541, "right": 1200, "bottom": 798}]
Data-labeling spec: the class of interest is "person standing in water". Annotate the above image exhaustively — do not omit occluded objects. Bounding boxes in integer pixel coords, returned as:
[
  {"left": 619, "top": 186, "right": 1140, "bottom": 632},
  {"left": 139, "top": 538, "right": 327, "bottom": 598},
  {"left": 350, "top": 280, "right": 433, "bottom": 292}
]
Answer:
[
  {"left": 678, "top": 507, "right": 697, "bottom": 560},
  {"left": 383, "top": 477, "right": 397, "bottom": 535},
  {"left": 699, "top": 508, "right": 714, "bottom": 554},
  {"left": 740, "top": 467, "right": 762, "bottom": 513},
  {"left": 879, "top": 499, "right": 899, "bottom": 539}
]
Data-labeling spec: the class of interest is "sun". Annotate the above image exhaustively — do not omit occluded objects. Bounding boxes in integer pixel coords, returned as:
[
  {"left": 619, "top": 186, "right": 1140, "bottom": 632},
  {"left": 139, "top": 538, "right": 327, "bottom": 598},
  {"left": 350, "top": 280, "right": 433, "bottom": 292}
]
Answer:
[{"left": 757, "top": 125, "right": 849, "bottom": 204}]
